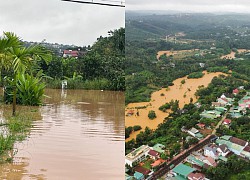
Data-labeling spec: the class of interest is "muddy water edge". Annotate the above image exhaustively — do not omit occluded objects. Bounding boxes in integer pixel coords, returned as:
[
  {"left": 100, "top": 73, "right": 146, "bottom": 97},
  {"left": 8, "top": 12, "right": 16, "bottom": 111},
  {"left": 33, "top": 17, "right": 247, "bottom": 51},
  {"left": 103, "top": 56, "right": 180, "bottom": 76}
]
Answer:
[{"left": 0, "top": 89, "right": 124, "bottom": 180}]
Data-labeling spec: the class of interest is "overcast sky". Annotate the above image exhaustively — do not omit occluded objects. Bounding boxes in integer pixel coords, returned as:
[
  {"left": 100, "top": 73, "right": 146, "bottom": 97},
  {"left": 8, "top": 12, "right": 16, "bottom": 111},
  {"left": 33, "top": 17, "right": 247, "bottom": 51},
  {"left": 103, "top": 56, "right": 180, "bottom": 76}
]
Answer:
[
  {"left": 126, "top": 0, "right": 250, "bottom": 13},
  {"left": 0, "top": 0, "right": 124, "bottom": 46}
]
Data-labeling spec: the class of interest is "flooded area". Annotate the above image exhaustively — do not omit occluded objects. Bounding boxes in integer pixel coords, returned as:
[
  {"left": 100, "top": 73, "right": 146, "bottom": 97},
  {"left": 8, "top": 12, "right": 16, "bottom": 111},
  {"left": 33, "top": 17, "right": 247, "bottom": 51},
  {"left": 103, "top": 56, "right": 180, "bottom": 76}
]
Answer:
[
  {"left": 220, "top": 49, "right": 249, "bottom": 59},
  {"left": 125, "top": 71, "right": 226, "bottom": 141},
  {"left": 0, "top": 89, "right": 124, "bottom": 180},
  {"left": 157, "top": 49, "right": 199, "bottom": 60}
]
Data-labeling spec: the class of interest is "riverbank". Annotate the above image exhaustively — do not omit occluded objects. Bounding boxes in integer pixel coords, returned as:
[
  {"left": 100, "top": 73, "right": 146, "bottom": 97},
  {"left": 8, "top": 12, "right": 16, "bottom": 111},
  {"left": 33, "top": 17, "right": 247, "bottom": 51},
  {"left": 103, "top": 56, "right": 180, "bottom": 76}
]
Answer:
[{"left": 125, "top": 71, "right": 227, "bottom": 141}]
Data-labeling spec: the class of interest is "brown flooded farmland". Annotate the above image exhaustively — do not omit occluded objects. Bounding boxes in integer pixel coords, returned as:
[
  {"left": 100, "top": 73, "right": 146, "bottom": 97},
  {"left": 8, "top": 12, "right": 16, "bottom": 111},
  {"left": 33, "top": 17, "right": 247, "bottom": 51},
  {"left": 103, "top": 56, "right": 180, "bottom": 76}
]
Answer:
[
  {"left": 125, "top": 71, "right": 226, "bottom": 141},
  {"left": 0, "top": 89, "right": 124, "bottom": 180}
]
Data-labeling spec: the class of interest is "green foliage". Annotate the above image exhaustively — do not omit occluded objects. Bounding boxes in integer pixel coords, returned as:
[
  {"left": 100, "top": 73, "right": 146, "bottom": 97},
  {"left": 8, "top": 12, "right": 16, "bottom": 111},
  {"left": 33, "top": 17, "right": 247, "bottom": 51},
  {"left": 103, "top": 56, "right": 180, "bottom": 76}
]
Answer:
[
  {"left": 148, "top": 110, "right": 157, "bottom": 120},
  {"left": 187, "top": 72, "right": 204, "bottom": 79},
  {"left": 4, "top": 73, "right": 46, "bottom": 106},
  {"left": 159, "top": 102, "right": 171, "bottom": 112},
  {"left": 125, "top": 126, "right": 133, "bottom": 139},
  {"left": 133, "top": 125, "right": 142, "bottom": 131},
  {"left": 181, "top": 79, "right": 186, "bottom": 84},
  {"left": 204, "top": 155, "right": 250, "bottom": 180}
]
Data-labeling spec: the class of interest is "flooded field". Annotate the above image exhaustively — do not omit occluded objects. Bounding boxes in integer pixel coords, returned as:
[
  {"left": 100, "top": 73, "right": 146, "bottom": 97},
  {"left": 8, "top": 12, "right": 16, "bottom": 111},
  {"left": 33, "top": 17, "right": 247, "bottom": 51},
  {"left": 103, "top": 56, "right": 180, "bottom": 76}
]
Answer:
[
  {"left": 125, "top": 71, "right": 226, "bottom": 141},
  {"left": 157, "top": 49, "right": 200, "bottom": 60},
  {"left": 0, "top": 89, "right": 124, "bottom": 180},
  {"left": 220, "top": 49, "right": 249, "bottom": 59}
]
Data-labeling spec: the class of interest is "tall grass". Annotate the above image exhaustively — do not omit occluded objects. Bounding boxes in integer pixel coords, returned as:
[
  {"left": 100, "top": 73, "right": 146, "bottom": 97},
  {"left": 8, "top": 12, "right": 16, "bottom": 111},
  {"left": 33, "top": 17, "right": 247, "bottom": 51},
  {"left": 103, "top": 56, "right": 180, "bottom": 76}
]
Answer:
[
  {"left": 45, "top": 78, "right": 110, "bottom": 90},
  {"left": 0, "top": 112, "right": 33, "bottom": 162}
]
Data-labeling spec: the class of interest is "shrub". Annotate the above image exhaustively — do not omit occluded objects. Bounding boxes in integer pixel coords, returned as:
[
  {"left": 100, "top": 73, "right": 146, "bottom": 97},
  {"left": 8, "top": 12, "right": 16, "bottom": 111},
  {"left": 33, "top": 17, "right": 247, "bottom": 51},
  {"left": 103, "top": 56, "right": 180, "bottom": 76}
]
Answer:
[
  {"left": 133, "top": 125, "right": 142, "bottom": 131},
  {"left": 148, "top": 110, "right": 157, "bottom": 120}
]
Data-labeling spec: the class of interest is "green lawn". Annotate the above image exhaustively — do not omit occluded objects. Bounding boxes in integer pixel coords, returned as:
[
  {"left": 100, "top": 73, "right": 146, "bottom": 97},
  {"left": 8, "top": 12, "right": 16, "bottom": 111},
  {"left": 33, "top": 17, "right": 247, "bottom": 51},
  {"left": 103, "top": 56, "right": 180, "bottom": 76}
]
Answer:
[{"left": 142, "top": 159, "right": 154, "bottom": 170}]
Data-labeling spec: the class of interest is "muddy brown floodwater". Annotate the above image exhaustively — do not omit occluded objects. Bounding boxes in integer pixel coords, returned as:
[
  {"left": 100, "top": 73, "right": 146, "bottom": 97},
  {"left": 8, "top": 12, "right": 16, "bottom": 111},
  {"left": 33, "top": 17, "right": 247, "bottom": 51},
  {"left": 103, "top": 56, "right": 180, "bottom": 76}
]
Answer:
[
  {"left": 0, "top": 89, "right": 124, "bottom": 180},
  {"left": 125, "top": 71, "right": 227, "bottom": 141}
]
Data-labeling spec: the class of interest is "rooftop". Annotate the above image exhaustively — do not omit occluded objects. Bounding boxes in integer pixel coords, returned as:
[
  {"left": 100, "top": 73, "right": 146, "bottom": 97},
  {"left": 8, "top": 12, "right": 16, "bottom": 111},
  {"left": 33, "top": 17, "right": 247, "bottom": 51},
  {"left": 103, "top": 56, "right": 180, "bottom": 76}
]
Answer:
[
  {"left": 134, "top": 171, "right": 144, "bottom": 180},
  {"left": 153, "top": 143, "right": 165, "bottom": 153},
  {"left": 230, "top": 137, "right": 248, "bottom": 147},
  {"left": 126, "top": 145, "right": 150, "bottom": 161},
  {"left": 172, "top": 163, "right": 195, "bottom": 178},
  {"left": 148, "top": 149, "right": 159, "bottom": 157}
]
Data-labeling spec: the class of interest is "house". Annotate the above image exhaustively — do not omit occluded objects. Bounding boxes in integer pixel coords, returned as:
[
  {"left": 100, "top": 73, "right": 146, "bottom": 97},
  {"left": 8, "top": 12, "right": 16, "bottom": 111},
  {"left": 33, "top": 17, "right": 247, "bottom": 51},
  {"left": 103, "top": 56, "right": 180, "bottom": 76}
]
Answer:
[
  {"left": 150, "top": 158, "right": 166, "bottom": 168},
  {"left": 217, "top": 94, "right": 234, "bottom": 106},
  {"left": 152, "top": 143, "right": 165, "bottom": 153},
  {"left": 172, "top": 163, "right": 195, "bottom": 179},
  {"left": 223, "top": 119, "right": 231, "bottom": 126},
  {"left": 196, "top": 123, "right": 205, "bottom": 129},
  {"left": 63, "top": 50, "right": 79, "bottom": 58},
  {"left": 240, "top": 145, "right": 250, "bottom": 160},
  {"left": 204, "top": 144, "right": 219, "bottom": 159},
  {"left": 186, "top": 155, "right": 205, "bottom": 168},
  {"left": 188, "top": 172, "right": 206, "bottom": 180},
  {"left": 230, "top": 137, "right": 248, "bottom": 147},
  {"left": 233, "top": 88, "right": 239, "bottom": 95},
  {"left": 134, "top": 166, "right": 152, "bottom": 176},
  {"left": 134, "top": 171, "right": 144, "bottom": 180},
  {"left": 203, "top": 156, "right": 217, "bottom": 167},
  {"left": 188, "top": 128, "right": 204, "bottom": 139},
  {"left": 215, "top": 107, "right": 227, "bottom": 112},
  {"left": 188, "top": 128, "right": 199, "bottom": 137},
  {"left": 216, "top": 137, "right": 247, "bottom": 156},
  {"left": 212, "top": 102, "right": 224, "bottom": 107},
  {"left": 126, "top": 110, "right": 134, "bottom": 116},
  {"left": 200, "top": 111, "right": 217, "bottom": 119},
  {"left": 217, "top": 144, "right": 230, "bottom": 157},
  {"left": 125, "top": 145, "right": 150, "bottom": 166},
  {"left": 148, "top": 150, "right": 160, "bottom": 160}
]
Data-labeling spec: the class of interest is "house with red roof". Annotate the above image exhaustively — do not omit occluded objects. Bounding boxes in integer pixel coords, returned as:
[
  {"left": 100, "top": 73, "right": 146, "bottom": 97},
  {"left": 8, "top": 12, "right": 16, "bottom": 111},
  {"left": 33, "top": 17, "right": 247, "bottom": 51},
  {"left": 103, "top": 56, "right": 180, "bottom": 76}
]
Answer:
[
  {"left": 148, "top": 149, "right": 160, "bottom": 160},
  {"left": 150, "top": 158, "right": 165, "bottom": 168},
  {"left": 188, "top": 172, "right": 206, "bottom": 180},
  {"left": 223, "top": 119, "right": 231, "bottom": 126},
  {"left": 196, "top": 123, "right": 205, "bottom": 129},
  {"left": 63, "top": 50, "right": 79, "bottom": 58},
  {"left": 233, "top": 88, "right": 239, "bottom": 95},
  {"left": 203, "top": 156, "right": 217, "bottom": 167}
]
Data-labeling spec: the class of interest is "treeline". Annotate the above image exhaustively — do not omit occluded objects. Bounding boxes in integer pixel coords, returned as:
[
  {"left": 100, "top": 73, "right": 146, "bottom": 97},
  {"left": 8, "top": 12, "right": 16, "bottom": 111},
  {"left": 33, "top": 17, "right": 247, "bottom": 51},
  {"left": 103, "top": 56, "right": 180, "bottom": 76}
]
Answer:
[{"left": 39, "top": 28, "right": 125, "bottom": 91}]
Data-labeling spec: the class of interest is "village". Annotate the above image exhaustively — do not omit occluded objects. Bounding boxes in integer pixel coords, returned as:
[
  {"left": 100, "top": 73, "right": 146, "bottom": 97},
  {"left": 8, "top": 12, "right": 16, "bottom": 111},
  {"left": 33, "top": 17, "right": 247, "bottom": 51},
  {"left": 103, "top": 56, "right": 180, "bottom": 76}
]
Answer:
[{"left": 125, "top": 86, "right": 250, "bottom": 180}]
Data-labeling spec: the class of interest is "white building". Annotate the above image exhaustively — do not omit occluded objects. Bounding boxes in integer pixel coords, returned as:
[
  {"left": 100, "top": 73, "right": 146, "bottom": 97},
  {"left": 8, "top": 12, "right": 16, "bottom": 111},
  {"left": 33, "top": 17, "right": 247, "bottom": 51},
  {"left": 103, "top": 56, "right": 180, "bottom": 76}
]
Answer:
[{"left": 125, "top": 145, "right": 150, "bottom": 167}]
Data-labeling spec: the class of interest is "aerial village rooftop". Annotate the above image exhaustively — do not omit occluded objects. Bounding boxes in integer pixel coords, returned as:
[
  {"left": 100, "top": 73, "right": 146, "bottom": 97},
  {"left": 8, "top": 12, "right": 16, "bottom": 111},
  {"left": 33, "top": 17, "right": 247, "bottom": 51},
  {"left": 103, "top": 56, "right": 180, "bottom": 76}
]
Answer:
[{"left": 126, "top": 87, "right": 250, "bottom": 180}]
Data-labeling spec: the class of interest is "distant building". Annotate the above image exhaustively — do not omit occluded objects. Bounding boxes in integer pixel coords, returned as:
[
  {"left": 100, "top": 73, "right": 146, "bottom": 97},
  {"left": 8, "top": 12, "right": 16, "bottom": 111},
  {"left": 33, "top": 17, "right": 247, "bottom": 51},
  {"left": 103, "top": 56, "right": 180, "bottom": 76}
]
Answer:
[{"left": 63, "top": 50, "right": 79, "bottom": 58}]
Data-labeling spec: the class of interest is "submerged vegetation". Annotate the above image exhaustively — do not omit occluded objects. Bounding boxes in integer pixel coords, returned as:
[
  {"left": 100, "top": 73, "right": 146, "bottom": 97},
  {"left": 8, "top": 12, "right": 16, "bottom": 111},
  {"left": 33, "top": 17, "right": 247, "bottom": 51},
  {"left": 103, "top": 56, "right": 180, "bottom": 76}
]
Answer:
[{"left": 0, "top": 110, "right": 37, "bottom": 162}]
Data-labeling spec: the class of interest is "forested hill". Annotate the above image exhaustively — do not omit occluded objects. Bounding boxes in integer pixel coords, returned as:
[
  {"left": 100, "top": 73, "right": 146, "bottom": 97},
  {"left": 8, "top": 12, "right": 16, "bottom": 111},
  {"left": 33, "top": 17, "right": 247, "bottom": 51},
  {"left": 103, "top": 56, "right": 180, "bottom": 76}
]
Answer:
[
  {"left": 126, "top": 12, "right": 250, "bottom": 41},
  {"left": 38, "top": 28, "right": 125, "bottom": 91}
]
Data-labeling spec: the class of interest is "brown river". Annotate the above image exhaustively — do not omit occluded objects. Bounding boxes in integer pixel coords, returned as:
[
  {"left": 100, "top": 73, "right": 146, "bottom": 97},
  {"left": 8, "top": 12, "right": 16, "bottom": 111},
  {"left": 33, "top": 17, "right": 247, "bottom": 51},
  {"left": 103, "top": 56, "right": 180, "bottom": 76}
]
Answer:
[{"left": 0, "top": 89, "right": 124, "bottom": 180}]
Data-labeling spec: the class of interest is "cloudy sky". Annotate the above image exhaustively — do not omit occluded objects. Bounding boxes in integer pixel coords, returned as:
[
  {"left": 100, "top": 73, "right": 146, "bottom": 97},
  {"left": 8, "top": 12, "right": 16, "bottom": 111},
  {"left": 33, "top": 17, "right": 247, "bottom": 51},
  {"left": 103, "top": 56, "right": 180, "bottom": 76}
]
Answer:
[
  {"left": 126, "top": 0, "right": 250, "bottom": 13},
  {"left": 0, "top": 0, "right": 124, "bottom": 46}
]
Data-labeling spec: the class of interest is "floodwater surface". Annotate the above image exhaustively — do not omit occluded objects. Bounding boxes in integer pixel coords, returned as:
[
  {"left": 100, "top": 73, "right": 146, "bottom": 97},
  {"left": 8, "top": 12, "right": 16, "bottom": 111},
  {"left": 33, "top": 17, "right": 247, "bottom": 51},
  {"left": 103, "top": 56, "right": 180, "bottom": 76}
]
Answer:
[
  {"left": 0, "top": 89, "right": 124, "bottom": 180},
  {"left": 125, "top": 71, "right": 226, "bottom": 141}
]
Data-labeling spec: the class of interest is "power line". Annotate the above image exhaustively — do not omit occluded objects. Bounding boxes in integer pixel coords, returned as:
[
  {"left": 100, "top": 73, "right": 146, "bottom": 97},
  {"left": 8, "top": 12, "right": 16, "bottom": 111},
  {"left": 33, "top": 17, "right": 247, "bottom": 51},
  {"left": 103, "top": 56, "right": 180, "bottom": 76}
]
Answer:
[{"left": 61, "top": 0, "right": 125, "bottom": 7}]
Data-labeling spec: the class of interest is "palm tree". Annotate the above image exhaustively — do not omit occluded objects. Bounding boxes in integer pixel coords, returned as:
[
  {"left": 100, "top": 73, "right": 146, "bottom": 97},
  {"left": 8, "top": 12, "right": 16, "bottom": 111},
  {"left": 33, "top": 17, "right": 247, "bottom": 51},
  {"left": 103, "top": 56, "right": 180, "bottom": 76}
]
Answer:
[{"left": 0, "top": 32, "right": 52, "bottom": 115}]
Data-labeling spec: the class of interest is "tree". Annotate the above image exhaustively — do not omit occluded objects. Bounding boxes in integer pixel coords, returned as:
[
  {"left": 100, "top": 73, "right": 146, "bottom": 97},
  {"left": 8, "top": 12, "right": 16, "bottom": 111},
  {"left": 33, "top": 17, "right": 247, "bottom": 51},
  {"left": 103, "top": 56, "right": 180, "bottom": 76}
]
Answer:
[
  {"left": 148, "top": 110, "right": 157, "bottom": 120},
  {"left": 0, "top": 32, "right": 51, "bottom": 115}
]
